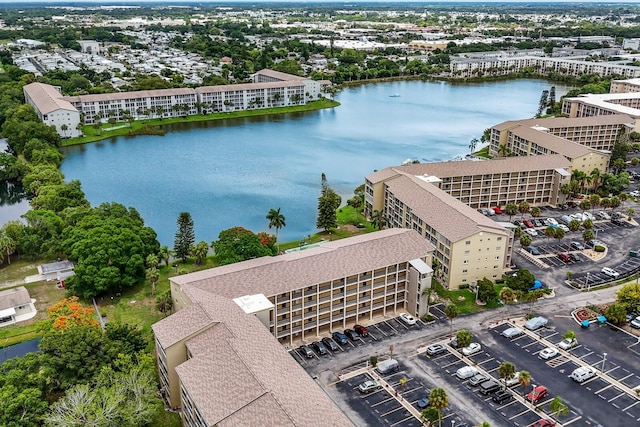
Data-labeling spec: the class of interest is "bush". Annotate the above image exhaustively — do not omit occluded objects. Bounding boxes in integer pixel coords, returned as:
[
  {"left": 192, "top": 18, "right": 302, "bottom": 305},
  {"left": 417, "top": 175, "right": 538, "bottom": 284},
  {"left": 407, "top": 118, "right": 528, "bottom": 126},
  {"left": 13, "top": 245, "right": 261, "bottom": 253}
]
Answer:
[
  {"left": 594, "top": 245, "right": 606, "bottom": 252},
  {"left": 422, "top": 314, "right": 435, "bottom": 322},
  {"left": 495, "top": 278, "right": 505, "bottom": 284},
  {"left": 459, "top": 284, "right": 470, "bottom": 289},
  {"left": 369, "top": 356, "right": 378, "bottom": 367}
]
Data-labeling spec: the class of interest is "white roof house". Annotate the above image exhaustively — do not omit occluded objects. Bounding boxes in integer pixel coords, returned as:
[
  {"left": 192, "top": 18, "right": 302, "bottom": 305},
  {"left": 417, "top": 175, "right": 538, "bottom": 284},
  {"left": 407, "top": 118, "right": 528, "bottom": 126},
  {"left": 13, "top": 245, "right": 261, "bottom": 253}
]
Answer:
[{"left": 0, "top": 287, "right": 37, "bottom": 327}]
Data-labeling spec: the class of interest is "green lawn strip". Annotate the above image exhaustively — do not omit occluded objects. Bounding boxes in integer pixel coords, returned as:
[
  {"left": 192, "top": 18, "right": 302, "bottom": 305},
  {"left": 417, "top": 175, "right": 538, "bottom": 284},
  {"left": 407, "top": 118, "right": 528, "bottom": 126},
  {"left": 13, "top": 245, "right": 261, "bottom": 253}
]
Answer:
[
  {"left": 433, "top": 281, "right": 507, "bottom": 315},
  {"left": 62, "top": 99, "right": 340, "bottom": 146},
  {"left": 0, "top": 259, "right": 42, "bottom": 283},
  {"left": 0, "top": 323, "right": 41, "bottom": 348}
]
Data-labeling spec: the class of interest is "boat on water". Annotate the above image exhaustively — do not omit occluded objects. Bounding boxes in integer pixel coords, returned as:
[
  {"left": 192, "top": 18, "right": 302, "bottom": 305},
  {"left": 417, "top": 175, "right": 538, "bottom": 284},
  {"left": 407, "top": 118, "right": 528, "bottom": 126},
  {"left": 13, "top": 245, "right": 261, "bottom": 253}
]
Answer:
[{"left": 389, "top": 94, "right": 401, "bottom": 97}]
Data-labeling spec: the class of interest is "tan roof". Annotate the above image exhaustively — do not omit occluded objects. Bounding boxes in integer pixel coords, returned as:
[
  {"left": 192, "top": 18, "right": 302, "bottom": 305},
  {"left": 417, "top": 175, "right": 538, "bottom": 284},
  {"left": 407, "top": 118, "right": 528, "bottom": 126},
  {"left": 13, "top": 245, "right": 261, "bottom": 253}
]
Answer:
[
  {"left": 376, "top": 154, "right": 570, "bottom": 179},
  {"left": 197, "top": 80, "right": 304, "bottom": 94},
  {"left": 23, "top": 83, "right": 77, "bottom": 114},
  {"left": 510, "top": 125, "right": 597, "bottom": 159},
  {"left": 513, "top": 113, "right": 634, "bottom": 129},
  {"left": 151, "top": 303, "right": 213, "bottom": 348},
  {"left": 0, "top": 287, "right": 31, "bottom": 310},
  {"left": 171, "top": 289, "right": 352, "bottom": 426},
  {"left": 385, "top": 175, "right": 508, "bottom": 243},
  {"left": 171, "top": 229, "right": 434, "bottom": 299},
  {"left": 63, "top": 87, "right": 195, "bottom": 103},
  {"left": 366, "top": 167, "right": 403, "bottom": 185},
  {"left": 253, "top": 68, "right": 306, "bottom": 81}
]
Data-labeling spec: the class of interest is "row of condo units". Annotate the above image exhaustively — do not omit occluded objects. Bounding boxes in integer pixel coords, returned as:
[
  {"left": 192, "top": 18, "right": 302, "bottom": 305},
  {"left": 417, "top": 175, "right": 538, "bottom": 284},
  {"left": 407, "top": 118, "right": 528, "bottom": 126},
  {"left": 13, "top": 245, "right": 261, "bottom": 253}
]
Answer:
[
  {"left": 450, "top": 55, "right": 640, "bottom": 79},
  {"left": 23, "top": 69, "right": 326, "bottom": 138}
]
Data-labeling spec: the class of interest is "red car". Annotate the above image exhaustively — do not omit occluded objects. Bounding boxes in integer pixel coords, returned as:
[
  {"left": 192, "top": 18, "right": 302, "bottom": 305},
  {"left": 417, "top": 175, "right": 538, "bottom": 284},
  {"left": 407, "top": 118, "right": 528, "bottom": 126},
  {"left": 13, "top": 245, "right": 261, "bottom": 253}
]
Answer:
[
  {"left": 557, "top": 253, "right": 570, "bottom": 263},
  {"left": 523, "top": 219, "right": 535, "bottom": 228},
  {"left": 532, "top": 419, "right": 556, "bottom": 427},
  {"left": 354, "top": 324, "right": 368, "bottom": 337},
  {"left": 526, "top": 385, "right": 548, "bottom": 403},
  {"left": 492, "top": 207, "right": 502, "bottom": 214}
]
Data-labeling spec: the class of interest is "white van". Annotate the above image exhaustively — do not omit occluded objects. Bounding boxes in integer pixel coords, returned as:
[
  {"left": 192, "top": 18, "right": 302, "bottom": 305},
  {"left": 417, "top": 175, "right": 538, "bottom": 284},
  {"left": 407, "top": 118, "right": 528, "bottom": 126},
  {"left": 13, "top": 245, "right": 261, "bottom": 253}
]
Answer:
[
  {"left": 376, "top": 359, "right": 399, "bottom": 375},
  {"left": 570, "top": 366, "right": 596, "bottom": 383}
]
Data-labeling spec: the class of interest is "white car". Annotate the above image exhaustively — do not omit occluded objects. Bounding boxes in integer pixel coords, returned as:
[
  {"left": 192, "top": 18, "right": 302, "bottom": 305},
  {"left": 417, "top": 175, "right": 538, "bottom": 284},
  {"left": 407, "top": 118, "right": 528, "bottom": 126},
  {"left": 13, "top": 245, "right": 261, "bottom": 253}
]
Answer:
[
  {"left": 461, "top": 342, "right": 482, "bottom": 356},
  {"left": 525, "top": 228, "right": 538, "bottom": 237},
  {"left": 546, "top": 218, "right": 558, "bottom": 226},
  {"left": 557, "top": 338, "right": 576, "bottom": 350},
  {"left": 503, "top": 371, "right": 521, "bottom": 387},
  {"left": 455, "top": 365, "right": 478, "bottom": 379},
  {"left": 358, "top": 380, "right": 381, "bottom": 393},
  {"left": 596, "top": 211, "right": 611, "bottom": 220},
  {"left": 399, "top": 313, "right": 417, "bottom": 326},
  {"left": 601, "top": 267, "right": 620, "bottom": 278},
  {"left": 558, "top": 224, "right": 570, "bottom": 232},
  {"left": 539, "top": 347, "right": 559, "bottom": 360},
  {"left": 630, "top": 316, "right": 640, "bottom": 329}
]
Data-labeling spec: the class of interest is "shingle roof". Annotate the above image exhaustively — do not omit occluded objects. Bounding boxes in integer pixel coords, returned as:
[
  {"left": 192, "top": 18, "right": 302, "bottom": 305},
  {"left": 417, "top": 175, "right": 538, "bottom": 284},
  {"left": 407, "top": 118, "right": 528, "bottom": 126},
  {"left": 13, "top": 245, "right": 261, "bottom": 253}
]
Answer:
[
  {"left": 253, "top": 68, "right": 306, "bottom": 81},
  {"left": 512, "top": 113, "right": 633, "bottom": 129},
  {"left": 197, "top": 80, "right": 304, "bottom": 93},
  {"left": 171, "top": 289, "right": 352, "bottom": 426},
  {"left": 152, "top": 303, "right": 213, "bottom": 348},
  {"left": 23, "top": 83, "right": 78, "bottom": 115},
  {"left": 510, "top": 126, "right": 597, "bottom": 159},
  {"left": 372, "top": 154, "right": 570, "bottom": 180},
  {"left": 385, "top": 175, "right": 508, "bottom": 243},
  {"left": 63, "top": 87, "right": 195, "bottom": 103},
  {"left": 0, "top": 287, "right": 31, "bottom": 311},
  {"left": 171, "top": 229, "right": 435, "bottom": 299}
]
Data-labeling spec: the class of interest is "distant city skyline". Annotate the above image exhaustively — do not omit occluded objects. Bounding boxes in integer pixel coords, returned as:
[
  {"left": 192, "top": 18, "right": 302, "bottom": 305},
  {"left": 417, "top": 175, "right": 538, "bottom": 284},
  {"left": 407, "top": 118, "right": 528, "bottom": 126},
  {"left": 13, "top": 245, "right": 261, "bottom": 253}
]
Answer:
[{"left": 3, "top": 0, "right": 640, "bottom": 4}]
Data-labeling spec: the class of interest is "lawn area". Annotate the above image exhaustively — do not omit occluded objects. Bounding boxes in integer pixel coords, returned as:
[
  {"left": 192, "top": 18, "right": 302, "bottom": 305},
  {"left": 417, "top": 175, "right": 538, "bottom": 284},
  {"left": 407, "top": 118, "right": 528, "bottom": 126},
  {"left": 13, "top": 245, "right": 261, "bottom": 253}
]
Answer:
[
  {"left": 0, "top": 259, "right": 42, "bottom": 283},
  {"left": 432, "top": 280, "right": 505, "bottom": 315}
]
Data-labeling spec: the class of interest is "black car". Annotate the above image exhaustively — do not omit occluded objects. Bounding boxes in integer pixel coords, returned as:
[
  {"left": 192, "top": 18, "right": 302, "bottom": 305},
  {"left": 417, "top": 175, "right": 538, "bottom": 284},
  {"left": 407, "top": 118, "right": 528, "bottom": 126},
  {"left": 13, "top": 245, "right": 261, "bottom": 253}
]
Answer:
[
  {"left": 322, "top": 337, "right": 339, "bottom": 351},
  {"left": 332, "top": 331, "right": 349, "bottom": 345},
  {"left": 612, "top": 218, "right": 626, "bottom": 226},
  {"left": 492, "top": 390, "right": 512, "bottom": 403},
  {"left": 300, "top": 346, "right": 314, "bottom": 359},
  {"left": 344, "top": 329, "right": 360, "bottom": 341},
  {"left": 569, "top": 253, "right": 580, "bottom": 262},
  {"left": 311, "top": 341, "right": 328, "bottom": 355}
]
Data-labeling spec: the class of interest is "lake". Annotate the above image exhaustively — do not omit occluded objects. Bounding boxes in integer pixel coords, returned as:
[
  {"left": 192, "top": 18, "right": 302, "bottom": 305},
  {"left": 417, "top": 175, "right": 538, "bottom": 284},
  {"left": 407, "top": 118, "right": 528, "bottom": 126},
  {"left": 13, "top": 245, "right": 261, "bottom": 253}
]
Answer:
[
  {"left": 0, "top": 338, "right": 41, "bottom": 364},
  {"left": 54, "top": 79, "right": 569, "bottom": 246}
]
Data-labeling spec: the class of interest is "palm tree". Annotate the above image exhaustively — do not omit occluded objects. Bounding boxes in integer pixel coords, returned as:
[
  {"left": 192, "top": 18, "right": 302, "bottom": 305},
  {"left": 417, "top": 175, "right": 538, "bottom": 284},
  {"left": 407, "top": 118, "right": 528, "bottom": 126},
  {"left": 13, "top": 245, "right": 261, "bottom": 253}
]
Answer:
[
  {"left": 568, "top": 219, "right": 581, "bottom": 232},
  {"left": 505, "top": 203, "right": 517, "bottom": 221},
  {"left": 468, "top": 137, "right": 479, "bottom": 155},
  {"left": 146, "top": 267, "right": 159, "bottom": 296},
  {"left": 590, "top": 168, "right": 602, "bottom": 192},
  {"left": 518, "top": 370, "right": 531, "bottom": 396},
  {"left": 530, "top": 206, "right": 541, "bottom": 219},
  {"left": 520, "top": 234, "right": 532, "bottom": 248},
  {"left": 590, "top": 193, "right": 601, "bottom": 212},
  {"left": 553, "top": 226, "right": 566, "bottom": 245},
  {"left": 266, "top": 208, "right": 286, "bottom": 251},
  {"left": 500, "top": 287, "right": 516, "bottom": 306},
  {"left": 517, "top": 201, "right": 530, "bottom": 220},
  {"left": 444, "top": 304, "right": 458, "bottom": 338},
  {"left": 60, "top": 124, "right": 68, "bottom": 138},
  {"left": 549, "top": 396, "right": 569, "bottom": 417},
  {"left": 544, "top": 225, "right": 556, "bottom": 243},
  {"left": 456, "top": 329, "right": 473, "bottom": 349},
  {"left": 563, "top": 330, "right": 577, "bottom": 346},
  {"left": 428, "top": 387, "right": 448, "bottom": 427},
  {"left": 498, "top": 361, "right": 516, "bottom": 390},
  {"left": 371, "top": 210, "right": 386, "bottom": 230},
  {"left": 497, "top": 144, "right": 511, "bottom": 157},
  {"left": 582, "top": 229, "right": 595, "bottom": 245},
  {"left": 159, "top": 245, "right": 172, "bottom": 267},
  {"left": 579, "top": 200, "right": 591, "bottom": 213},
  {"left": 0, "top": 236, "right": 16, "bottom": 265}
]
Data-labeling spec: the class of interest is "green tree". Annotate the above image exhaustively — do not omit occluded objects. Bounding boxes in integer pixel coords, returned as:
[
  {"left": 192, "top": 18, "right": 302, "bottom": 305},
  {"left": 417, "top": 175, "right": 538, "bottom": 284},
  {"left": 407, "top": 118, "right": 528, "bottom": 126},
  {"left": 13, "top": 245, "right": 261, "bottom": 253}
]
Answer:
[
  {"left": 159, "top": 245, "right": 172, "bottom": 267},
  {"left": 0, "top": 385, "right": 49, "bottom": 427},
  {"left": 155, "top": 290, "right": 173, "bottom": 316},
  {"left": 505, "top": 269, "right": 535, "bottom": 293},
  {"left": 0, "top": 235, "right": 16, "bottom": 265},
  {"left": 145, "top": 253, "right": 159, "bottom": 269},
  {"left": 212, "top": 226, "right": 275, "bottom": 265},
  {"left": 347, "top": 196, "right": 363, "bottom": 222},
  {"left": 174, "top": 211, "right": 195, "bottom": 263},
  {"left": 500, "top": 286, "right": 516, "bottom": 304},
  {"left": 191, "top": 240, "right": 209, "bottom": 265},
  {"left": 520, "top": 233, "right": 532, "bottom": 248},
  {"left": 544, "top": 225, "right": 556, "bottom": 243},
  {"left": 505, "top": 202, "right": 517, "bottom": 221},
  {"left": 428, "top": 387, "right": 448, "bottom": 427},
  {"left": 498, "top": 361, "right": 516, "bottom": 390},
  {"left": 553, "top": 226, "right": 566, "bottom": 244},
  {"left": 562, "top": 330, "right": 577, "bottom": 346},
  {"left": 517, "top": 201, "right": 530, "bottom": 220},
  {"left": 617, "top": 283, "right": 640, "bottom": 313},
  {"left": 62, "top": 203, "right": 159, "bottom": 299},
  {"left": 568, "top": 219, "right": 581, "bottom": 232},
  {"left": 468, "top": 137, "right": 479, "bottom": 154},
  {"left": 605, "top": 303, "right": 627, "bottom": 326},
  {"left": 530, "top": 206, "right": 541, "bottom": 219},
  {"left": 317, "top": 174, "right": 341, "bottom": 233},
  {"left": 582, "top": 229, "right": 595, "bottom": 245},
  {"left": 371, "top": 209, "right": 386, "bottom": 230},
  {"left": 518, "top": 370, "right": 531, "bottom": 396},
  {"left": 421, "top": 407, "right": 439, "bottom": 426},
  {"left": 266, "top": 207, "right": 286, "bottom": 251},
  {"left": 477, "top": 278, "right": 497, "bottom": 302},
  {"left": 548, "top": 396, "right": 569, "bottom": 417},
  {"left": 456, "top": 329, "right": 473, "bottom": 349},
  {"left": 145, "top": 267, "right": 159, "bottom": 296},
  {"left": 444, "top": 304, "right": 458, "bottom": 337}
]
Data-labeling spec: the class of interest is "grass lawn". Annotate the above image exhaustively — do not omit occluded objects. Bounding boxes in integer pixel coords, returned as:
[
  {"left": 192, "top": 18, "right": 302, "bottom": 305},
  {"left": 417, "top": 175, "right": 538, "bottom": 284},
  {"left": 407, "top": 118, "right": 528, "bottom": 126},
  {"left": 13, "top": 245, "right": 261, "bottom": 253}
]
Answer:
[
  {"left": 432, "top": 280, "right": 506, "bottom": 315},
  {"left": 63, "top": 99, "right": 340, "bottom": 146}
]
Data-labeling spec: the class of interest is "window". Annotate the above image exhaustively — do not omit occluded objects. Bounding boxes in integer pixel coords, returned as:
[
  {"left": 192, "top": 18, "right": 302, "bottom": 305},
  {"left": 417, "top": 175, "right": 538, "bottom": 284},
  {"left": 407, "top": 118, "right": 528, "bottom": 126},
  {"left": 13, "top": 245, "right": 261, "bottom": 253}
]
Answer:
[
  {"left": 497, "top": 237, "right": 502, "bottom": 241},
  {"left": 464, "top": 250, "right": 470, "bottom": 255},
  {"left": 461, "top": 279, "right": 467, "bottom": 283},
  {"left": 462, "top": 269, "right": 468, "bottom": 274},
  {"left": 496, "top": 246, "right": 502, "bottom": 251},
  {"left": 463, "top": 260, "right": 469, "bottom": 264},
  {"left": 495, "top": 256, "right": 500, "bottom": 260},
  {"left": 494, "top": 265, "right": 499, "bottom": 269},
  {"left": 465, "top": 240, "right": 471, "bottom": 245}
]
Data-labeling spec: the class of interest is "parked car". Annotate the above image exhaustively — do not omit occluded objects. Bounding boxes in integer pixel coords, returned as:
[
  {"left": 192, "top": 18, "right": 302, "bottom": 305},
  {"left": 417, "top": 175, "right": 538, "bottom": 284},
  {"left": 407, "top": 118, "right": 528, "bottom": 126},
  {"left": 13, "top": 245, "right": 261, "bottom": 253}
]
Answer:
[
  {"left": 322, "top": 337, "right": 339, "bottom": 351},
  {"left": 376, "top": 359, "right": 399, "bottom": 375},
  {"left": 332, "top": 331, "right": 349, "bottom": 345},
  {"left": 526, "top": 385, "right": 548, "bottom": 402},
  {"left": 534, "top": 219, "right": 545, "bottom": 227},
  {"left": 584, "top": 212, "right": 595, "bottom": 220},
  {"left": 525, "top": 246, "right": 541, "bottom": 256},
  {"left": 532, "top": 419, "right": 556, "bottom": 427},
  {"left": 601, "top": 267, "right": 620, "bottom": 278},
  {"left": 479, "top": 380, "right": 501, "bottom": 395},
  {"left": 630, "top": 316, "right": 640, "bottom": 329},
  {"left": 502, "top": 371, "right": 521, "bottom": 388},
  {"left": 354, "top": 324, "right": 369, "bottom": 337},
  {"left": 524, "top": 316, "right": 548, "bottom": 331},
  {"left": 630, "top": 190, "right": 640, "bottom": 197},
  {"left": 557, "top": 253, "right": 570, "bottom": 263},
  {"left": 344, "top": 329, "right": 360, "bottom": 341},
  {"left": 449, "top": 337, "right": 458, "bottom": 348},
  {"left": 523, "top": 219, "right": 534, "bottom": 228},
  {"left": 501, "top": 327, "right": 524, "bottom": 339},
  {"left": 612, "top": 218, "right": 626, "bottom": 226},
  {"left": 567, "top": 201, "right": 578, "bottom": 208},
  {"left": 539, "top": 347, "right": 559, "bottom": 360},
  {"left": 560, "top": 215, "right": 572, "bottom": 225},
  {"left": 570, "top": 366, "right": 596, "bottom": 383},
  {"left": 586, "top": 239, "right": 602, "bottom": 248},
  {"left": 492, "top": 207, "right": 503, "bottom": 214},
  {"left": 417, "top": 396, "right": 430, "bottom": 409},
  {"left": 311, "top": 341, "right": 328, "bottom": 355},
  {"left": 461, "top": 342, "right": 482, "bottom": 356},
  {"left": 455, "top": 366, "right": 478, "bottom": 379},
  {"left": 558, "top": 224, "right": 570, "bottom": 232},
  {"left": 513, "top": 220, "right": 523, "bottom": 228},
  {"left": 492, "top": 389, "right": 513, "bottom": 404},
  {"left": 557, "top": 338, "right": 576, "bottom": 350},
  {"left": 546, "top": 218, "right": 558, "bottom": 226},
  {"left": 426, "top": 343, "right": 446, "bottom": 356},
  {"left": 525, "top": 228, "right": 539, "bottom": 237},
  {"left": 570, "top": 241, "right": 584, "bottom": 250},
  {"left": 469, "top": 373, "right": 489, "bottom": 386},
  {"left": 399, "top": 313, "right": 417, "bottom": 326},
  {"left": 569, "top": 253, "right": 580, "bottom": 262},
  {"left": 596, "top": 211, "right": 611, "bottom": 220},
  {"left": 358, "top": 380, "right": 381, "bottom": 394},
  {"left": 486, "top": 208, "right": 495, "bottom": 216},
  {"left": 300, "top": 346, "right": 315, "bottom": 358}
]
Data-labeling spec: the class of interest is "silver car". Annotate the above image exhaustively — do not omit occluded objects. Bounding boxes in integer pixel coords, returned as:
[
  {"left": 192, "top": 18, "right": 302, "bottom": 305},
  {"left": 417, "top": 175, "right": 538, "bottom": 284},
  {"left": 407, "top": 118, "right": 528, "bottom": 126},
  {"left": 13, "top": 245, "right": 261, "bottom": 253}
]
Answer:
[{"left": 524, "top": 316, "right": 548, "bottom": 331}]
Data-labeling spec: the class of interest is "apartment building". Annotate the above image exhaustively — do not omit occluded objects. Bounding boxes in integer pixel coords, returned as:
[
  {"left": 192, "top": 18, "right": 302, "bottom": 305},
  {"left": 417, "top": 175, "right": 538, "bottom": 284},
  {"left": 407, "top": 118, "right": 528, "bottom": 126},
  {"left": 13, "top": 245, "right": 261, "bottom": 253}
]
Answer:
[
  {"left": 450, "top": 55, "right": 640, "bottom": 80},
  {"left": 364, "top": 170, "right": 512, "bottom": 289},
  {"left": 489, "top": 121, "right": 611, "bottom": 173},
  {"left": 610, "top": 78, "right": 640, "bottom": 94},
  {"left": 562, "top": 91, "right": 640, "bottom": 128},
  {"left": 366, "top": 155, "right": 571, "bottom": 213},
  {"left": 152, "top": 291, "right": 353, "bottom": 426},
  {"left": 23, "top": 69, "right": 325, "bottom": 136},
  {"left": 152, "top": 229, "right": 433, "bottom": 425},
  {"left": 23, "top": 83, "right": 82, "bottom": 137}
]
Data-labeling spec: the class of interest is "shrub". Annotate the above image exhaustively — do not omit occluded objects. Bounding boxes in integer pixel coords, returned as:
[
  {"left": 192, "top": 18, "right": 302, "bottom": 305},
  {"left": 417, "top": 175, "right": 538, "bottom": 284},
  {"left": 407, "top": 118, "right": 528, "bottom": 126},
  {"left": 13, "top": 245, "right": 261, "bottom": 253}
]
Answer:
[
  {"left": 495, "top": 278, "right": 505, "bottom": 284},
  {"left": 594, "top": 245, "right": 606, "bottom": 252},
  {"left": 369, "top": 356, "right": 378, "bottom": 367},
  {"left": 422, "top": 314, "right": 435, "bottom": 322},
  {"left": 459, "top": 284, "right": 470, "bottom": 289}
]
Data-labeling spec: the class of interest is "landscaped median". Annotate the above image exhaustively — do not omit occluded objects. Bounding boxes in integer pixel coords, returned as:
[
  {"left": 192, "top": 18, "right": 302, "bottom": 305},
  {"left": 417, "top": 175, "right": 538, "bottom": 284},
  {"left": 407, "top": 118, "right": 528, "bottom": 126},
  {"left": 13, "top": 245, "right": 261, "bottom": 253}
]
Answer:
[{"left": 62, "top": 98, "right": 340, "bottom": 146}]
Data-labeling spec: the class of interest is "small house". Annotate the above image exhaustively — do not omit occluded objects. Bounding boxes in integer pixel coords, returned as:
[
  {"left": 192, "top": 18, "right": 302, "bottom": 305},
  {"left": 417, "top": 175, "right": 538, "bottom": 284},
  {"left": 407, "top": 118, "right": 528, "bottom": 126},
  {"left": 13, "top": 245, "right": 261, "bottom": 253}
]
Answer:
[
  {"left": 0, "top": 287, "right": 37, "bottom": 327},
  {"left": 37, "top": 260, "right": 75, "bottom": 281}
]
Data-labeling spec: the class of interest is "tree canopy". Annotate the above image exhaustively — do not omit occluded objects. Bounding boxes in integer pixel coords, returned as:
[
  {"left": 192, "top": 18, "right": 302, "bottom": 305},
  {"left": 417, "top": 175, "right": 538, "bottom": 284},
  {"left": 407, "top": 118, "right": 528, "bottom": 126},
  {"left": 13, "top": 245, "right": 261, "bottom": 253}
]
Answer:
[{"left": 212, "top": 226, "right": 276, "bottom": 265}]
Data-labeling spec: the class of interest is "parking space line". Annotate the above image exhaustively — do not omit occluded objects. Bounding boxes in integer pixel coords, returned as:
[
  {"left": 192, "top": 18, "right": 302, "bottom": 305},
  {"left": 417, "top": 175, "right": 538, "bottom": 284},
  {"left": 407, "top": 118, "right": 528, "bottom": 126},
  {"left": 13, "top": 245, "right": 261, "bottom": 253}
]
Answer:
[
  {"left": 605, "top": 365, "right": 620, "bottom": 375},
  {"left": 497, "top": 400, "right": 518, "bottom": 410},
  {"left": 508, "top": 408, "right": 531, "bottom": 420},
  {"left": 562, "top": 415, "right": 583, "bottom": 426},
  {"left": 371, "top": 397, "right": 396, "bottom": 407},
  {"left": 595, "top": 384, "right": 614, "bottom": 394},
  {"left": 373, "top": 324, "right": 388, "bottom": 337},
  {"left": 441, "top": 360, "right": 462, "bottom": 369},
  {"left": 390, "top": 415, "right": 415, "bottom": 427},
  {"left": 579, "top": 351, "right": 594, "bottom": 359},
  {"left": 380, "top": 406, "right": 407, "bottom": 417},
  {"left": 476, "top": 357, "right": 494, "bottom": 365},
  {"left": 521, "top": 340, "right": 539, "bottom": 349},
  {"left": 608, "top": 392, "right": 626, "bottom": 403},
  {"left": 622, "top": 401, "right": 640, "bottom": 412},
  {"left": 402, "top": 386, "right": 423, "bottom": 394},
  {"left": 616, "top": 372, "right": 634, "bottom": 382}
]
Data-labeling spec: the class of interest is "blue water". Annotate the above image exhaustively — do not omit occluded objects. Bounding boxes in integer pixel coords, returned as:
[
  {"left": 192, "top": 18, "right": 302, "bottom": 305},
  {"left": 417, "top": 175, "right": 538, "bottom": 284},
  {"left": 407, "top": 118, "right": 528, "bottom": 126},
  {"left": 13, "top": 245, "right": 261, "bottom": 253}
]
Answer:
[
  {"left": 59, "top": 79, "right": 570, "bottom": 246},
  {"left": 0, "top": 338, "right": 40, "bottom": 364}
]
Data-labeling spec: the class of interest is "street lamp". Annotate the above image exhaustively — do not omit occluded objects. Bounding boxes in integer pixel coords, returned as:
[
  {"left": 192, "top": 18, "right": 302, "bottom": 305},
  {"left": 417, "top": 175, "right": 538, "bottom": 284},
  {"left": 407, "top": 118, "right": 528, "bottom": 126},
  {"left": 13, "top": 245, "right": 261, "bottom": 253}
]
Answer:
[
  {"left": 586, "top": 272, "right": 590, "bottom": 291},
  {"left": 601, "top": 352, "right": 607, "bottom": 373}
]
